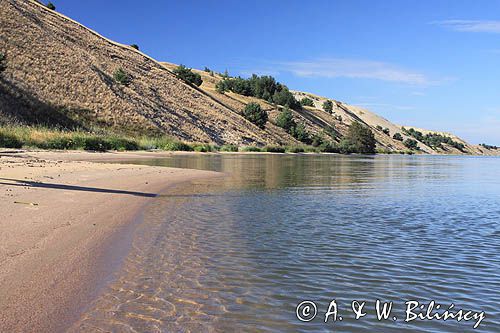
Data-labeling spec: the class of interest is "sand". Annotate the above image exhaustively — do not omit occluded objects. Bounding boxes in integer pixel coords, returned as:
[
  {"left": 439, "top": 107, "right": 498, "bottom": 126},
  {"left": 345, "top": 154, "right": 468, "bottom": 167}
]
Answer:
[{"left": 0, "top": 149, "right": 219, "bottom": 333}]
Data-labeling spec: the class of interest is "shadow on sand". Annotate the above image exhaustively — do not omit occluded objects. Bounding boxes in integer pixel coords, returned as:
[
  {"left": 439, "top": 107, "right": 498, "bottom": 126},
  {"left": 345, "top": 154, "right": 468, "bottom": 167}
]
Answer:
[{"left": 0, "top": 178, "right": 157, "bottom": 198}]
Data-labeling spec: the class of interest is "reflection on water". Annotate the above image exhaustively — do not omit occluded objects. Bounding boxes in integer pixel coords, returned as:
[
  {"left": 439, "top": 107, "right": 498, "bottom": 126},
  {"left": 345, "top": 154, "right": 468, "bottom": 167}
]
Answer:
[{"left": 71, "top": 154, "right": 500, "bottom": 332}]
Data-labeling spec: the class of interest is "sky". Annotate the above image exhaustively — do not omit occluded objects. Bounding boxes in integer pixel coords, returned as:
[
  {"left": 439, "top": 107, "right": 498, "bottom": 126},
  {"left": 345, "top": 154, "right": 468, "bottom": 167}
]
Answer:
[{"left": 53, "top": 0, "right": 500, "bottom": 144}]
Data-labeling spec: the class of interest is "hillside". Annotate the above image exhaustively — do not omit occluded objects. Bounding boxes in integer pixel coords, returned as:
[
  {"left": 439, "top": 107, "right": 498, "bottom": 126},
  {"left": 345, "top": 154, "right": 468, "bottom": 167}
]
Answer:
[{"left": 0, "top": 0, "right": 497, "bottom": 155}]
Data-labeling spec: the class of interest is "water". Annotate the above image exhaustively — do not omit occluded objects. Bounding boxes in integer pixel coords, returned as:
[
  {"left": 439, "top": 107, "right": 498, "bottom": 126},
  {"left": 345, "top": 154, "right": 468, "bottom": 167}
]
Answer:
[{"left": 71, "top": 154, "right": 500, "bottom": 332}]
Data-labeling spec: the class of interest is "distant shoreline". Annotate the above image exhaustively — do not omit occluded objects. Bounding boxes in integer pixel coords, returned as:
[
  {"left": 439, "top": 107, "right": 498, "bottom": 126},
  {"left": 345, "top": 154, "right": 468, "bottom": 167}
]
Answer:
[{"left": 0, "top": 150, "right": 218, "bottom": 332}]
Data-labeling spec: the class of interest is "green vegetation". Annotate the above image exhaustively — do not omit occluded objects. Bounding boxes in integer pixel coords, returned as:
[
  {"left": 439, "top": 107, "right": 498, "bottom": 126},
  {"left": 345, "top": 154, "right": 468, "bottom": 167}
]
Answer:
[
  {"left": 239, "top": 146, "right": 262, "bottom": 152},
  {"left": 46, "top": 2, "right": 56, "bottom": 10},
  {"left": 322, "top": 100, "right": 333, "bottom": 114},
  {"left": 291, "top": 122, "right": 310, "bottom": 144},
  {"left": 0, "top": 52, "right": 6, "bottom": 73},
  {"left": 300, "top": 97, "right": 315, "bottom": 107},
  {"left": 130, "top": 44, "right": 139, "bottom": 50},
  {"left": 0, "top": 126, "right": 196, "bottom": 152},
  {"left": 480, "top": 143, "right": 498, "bottom": 150},
  {"left": 403, "top": 138, "right": 419, "bottom": 150},
  {"left": 215, "top": 74, "right": 300, "bottom": 109},
  {"left": 402, "top": 127, "right": 465, "bottom": 151},
  {"left": 376, "top": 125, "right": 390, "bottom": 135},
  {"left": 243, "top": 103, "right": 268, "bottom": 128},
  {"left": 339, "top": 122, "right": 376, "bottom": 154},
  {"left": 393, "top": 132, "right": 403, "bottom": 141},
  {"left": 113, "top": 68, "right": 131, "bottom": 85},
  {"left": 173, "top": 65, "right": 203, "bottom": 86},
  {"left": 220, "top": 144, "right": 239, "bottom": 152},
  {"left": 275, "top": 107, "right": 296, "bottom": 132},
  {"left": 263, "top": 145, "right": 286, "bottom": 153}
]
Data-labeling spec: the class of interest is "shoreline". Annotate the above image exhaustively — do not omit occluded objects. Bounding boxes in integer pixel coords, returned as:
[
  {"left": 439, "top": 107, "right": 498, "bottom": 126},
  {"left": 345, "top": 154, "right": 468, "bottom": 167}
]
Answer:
[{"left": 0, "top": 150, "right": 219, "bottom": 332}]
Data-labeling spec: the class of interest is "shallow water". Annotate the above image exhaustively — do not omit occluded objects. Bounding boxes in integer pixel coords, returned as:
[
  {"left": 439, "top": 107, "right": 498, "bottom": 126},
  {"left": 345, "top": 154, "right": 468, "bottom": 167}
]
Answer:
[{"left": 72, "top": 154, "right": 500, "bottom": 332}]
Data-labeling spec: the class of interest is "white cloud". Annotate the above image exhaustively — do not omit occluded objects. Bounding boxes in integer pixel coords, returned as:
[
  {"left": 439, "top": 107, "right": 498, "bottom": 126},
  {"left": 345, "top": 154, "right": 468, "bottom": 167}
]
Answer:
[
  {"left": 433, "top": 20, "right": 500, "bottom": 33},
  {"left": 277, "top": 58, "right": 430, "bottom": 85}
]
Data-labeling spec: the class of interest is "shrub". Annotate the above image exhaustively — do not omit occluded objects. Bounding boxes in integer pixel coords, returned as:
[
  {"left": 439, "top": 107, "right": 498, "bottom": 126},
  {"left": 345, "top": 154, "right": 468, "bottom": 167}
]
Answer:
[
  {"left": 383, "top": 128, "right": 390, "bottom": 135},
  {"left": 215, "top": 74, "right": 300, "bottom": 109},
  {"left": 46, "top": 2, "right": 56, "bottom": 10},
  {"left": 310, "top": 133, "right": 324, "bottom": 147},
  {"left": 341, "top": 122, "right": 376, "bottom": 154},
  {"left": 220, "top": 144, "right": 239, "bottom": 152},
  {"left": 291, "top": 122, "right": 311, "bottom": 144},
  {"left": 239, "top": 146, "right": 262, "bottom": 152},
  {"left": 322, "top": 100, "right": 333, "bottom": 114},
  {"left": 286, "top": 146, "right": 305, "bottom": 153},
  {"left": 300, "top": 97, "right": 315, "bottom": 107},
  {"left": 403, "top": 138, "right": 419, "bottom": 150},
  {"left": 0, "top": 53, "right": 6, "bottom": 73},
  {"left": 275, "top": 107, "right": 296, "bottom": 133},
  {"left": 393, "top": 132, "right": 403, "bottom": 141},
  {"left": 204, "top": 66, "right": 211, "bottom": 72},
  {"left": 318, "top": 142, "right": 339, "bottom": 153},
  {"left": 243, "top": 103, "right": 268, "bottom": 128},
  {"left": 0, "top": 131, "right": 23, "bottom": 148},
  {"left": 263, "top": 145, "right": 285, "bottom": 153},
  {"left": 173, "top": 65, "right": 202, "bottom": 86},
  {"left": 113, "top": 68, "right": 131, "bottom": 85},
  {"left": 192, "top": 143, "right": 217, "bottom": 152},
  {"left": 130, "top": 44, "right": 139, "bottom": 50}
]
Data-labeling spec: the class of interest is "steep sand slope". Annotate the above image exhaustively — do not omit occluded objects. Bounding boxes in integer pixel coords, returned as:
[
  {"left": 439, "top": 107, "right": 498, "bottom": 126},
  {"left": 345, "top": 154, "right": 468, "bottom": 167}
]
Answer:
[{"left": 0, "top": 0, "right": 289, "bottom": 145}]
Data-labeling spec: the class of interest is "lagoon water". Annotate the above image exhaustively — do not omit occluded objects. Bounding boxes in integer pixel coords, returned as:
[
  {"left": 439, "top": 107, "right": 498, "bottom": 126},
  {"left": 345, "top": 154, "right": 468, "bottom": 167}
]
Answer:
[{"left": 73, "top": 154, "right": 500, "bottom": 332}]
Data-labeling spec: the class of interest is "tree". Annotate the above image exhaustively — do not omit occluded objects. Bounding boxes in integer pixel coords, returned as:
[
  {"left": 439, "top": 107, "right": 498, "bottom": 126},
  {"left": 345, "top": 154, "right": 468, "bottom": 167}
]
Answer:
[
  {"left": 403, "top": 138, "right": 419, "bottom": 150},
  {"left": 130, "top": 44, "right": 139, "bottom": 50},
  {"left": 393, "top": 132, "right": 403, "bottom": 141},
  {"left": 291, "top": 122, "right": 311, "bottom": 144},
  {"left": 300, "top": 97, "right": 314, "bottom": 107},
  {"left": 173, "top": 65, "right": 203, "bottom": 86},
  {"left": 383, "top": 128, "right": 390, "bottom": 135},
  {"left": 0, "top": 53, "right": 6, "bottom": 73},
  {"left": 46, "top": 2, "right": 56, "bottom": 10},
  {"left": 342, "top": 122, "right": 376, "bottom": 154},
  {"left": 322, "top": 100, "right": 333, "bottom": 114},
  {"left": 113, "top": 68, "right": 131, "bottom": 85},
  {"left": 243, "top": 103, "right": 268, "bottom": 128},
  {"left": 204, "top": 66, "right": 211, "bottom": 72},
  {"left": 275, "top": 107, "right": 296, "bottom": 133}
]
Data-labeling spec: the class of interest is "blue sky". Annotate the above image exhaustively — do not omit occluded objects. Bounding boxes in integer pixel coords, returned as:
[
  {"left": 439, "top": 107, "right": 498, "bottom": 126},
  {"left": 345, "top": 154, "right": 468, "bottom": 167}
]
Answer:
[{"left": 54, "top": 0, "right": 500, "bottom": 144}]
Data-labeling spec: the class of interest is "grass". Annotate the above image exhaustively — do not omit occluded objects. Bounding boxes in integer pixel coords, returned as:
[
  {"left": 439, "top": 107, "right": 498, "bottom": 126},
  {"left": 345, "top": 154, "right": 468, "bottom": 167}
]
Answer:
[
  {"left": 0, "top": 126, "right": 405, "bottom": 154},
  {"left": 0, "top": 126, "right": 192, "bottom": 152}
]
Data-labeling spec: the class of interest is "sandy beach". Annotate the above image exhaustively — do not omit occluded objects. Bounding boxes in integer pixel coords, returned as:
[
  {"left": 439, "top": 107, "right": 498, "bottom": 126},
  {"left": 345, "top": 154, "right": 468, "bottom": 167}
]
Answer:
[{"left": 0, "top": 149, "right": 218, "bottom": 333}]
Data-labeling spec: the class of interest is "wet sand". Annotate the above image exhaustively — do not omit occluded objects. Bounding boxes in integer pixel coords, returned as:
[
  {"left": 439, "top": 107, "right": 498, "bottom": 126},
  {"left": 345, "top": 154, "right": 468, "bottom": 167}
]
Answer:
[{"left": 0, "top": 149, "right": 218, "bottom": 332}]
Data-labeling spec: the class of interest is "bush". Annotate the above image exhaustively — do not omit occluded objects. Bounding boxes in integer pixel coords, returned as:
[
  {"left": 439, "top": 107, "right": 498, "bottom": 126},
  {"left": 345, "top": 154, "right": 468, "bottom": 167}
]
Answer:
[
  {"left": 275, "top": 107, "right": 296, "bottom": 133},
  {"left": 286, "top": 146, "right": 305, "bottom": 153},
  {"left": 173, "top": 65, "right": 202, "bottom": 86},
  {"left": 403, "top": 138, "right": 419, "bottom": 150},
  {"left": 322, "top": 100, "right": 333, "bottom": 114},
  {"left": 215, "top": 74, "right": 300, "bottom": 109},
  {"left": 113, "top": 68, "right": 131, "bottom": 85},
  {"left": 318, "top": 142, "right": 339, "bottom": 153},
  {"left": 393, "top": 132, "right": 403, "bottom": 141},
  {"left": 239, "top": 146, "right": 262, "bottom": 152},
  {"left": 130, "top": 44, "right": 139, "bottom": 50},
  {"left": 341, "top": 122, "right": 376, "bottom": 154},
  {"left": 0, "top": 132, "right": 23, "bottom": 148},
  {"left": 243, "top": 103, "right": 268, "bottom": 128},
  {"left": 263, "top": 145, "right": 285, "bottom": 153},
  {"left": 0, "top": 53, "right": 6, "bottom": 73},
  {"left": 300, "top": 97, "right": 315, "bottom": 107},
  {"left": 220, "top": 144, "right": 239, "bottom": 152},
  {"left": 383, "top": 128, "right": 390, "bottom": 135},
  {"left": 291, "top": 123, "right": 311, "bottom": 144},
  {"left": 192, "top": 143, "right": 217, "bottom": 152},
  {"left": 46, "top": 2, "right": 56, "bottom": 10}
]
